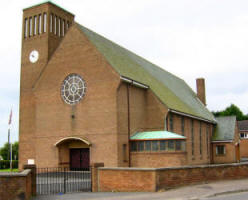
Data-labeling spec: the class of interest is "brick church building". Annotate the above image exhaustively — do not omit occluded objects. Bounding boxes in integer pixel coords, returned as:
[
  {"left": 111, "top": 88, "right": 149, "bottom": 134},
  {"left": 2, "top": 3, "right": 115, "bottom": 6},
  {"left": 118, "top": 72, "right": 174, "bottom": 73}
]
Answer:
[{"left": 19, "top": 2, "right": 238, "bottom": 170}]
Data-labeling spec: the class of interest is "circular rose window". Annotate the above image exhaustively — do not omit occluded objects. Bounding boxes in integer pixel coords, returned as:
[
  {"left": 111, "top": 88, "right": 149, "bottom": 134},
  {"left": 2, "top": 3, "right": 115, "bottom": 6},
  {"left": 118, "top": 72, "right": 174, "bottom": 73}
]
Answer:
[{"left": 61, "top": 74, "right": 86, "bottom": 105}]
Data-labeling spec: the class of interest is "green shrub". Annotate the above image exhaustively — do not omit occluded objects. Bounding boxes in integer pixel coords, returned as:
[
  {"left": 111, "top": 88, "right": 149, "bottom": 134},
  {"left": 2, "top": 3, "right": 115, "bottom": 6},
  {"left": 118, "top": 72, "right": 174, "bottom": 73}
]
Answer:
[{"left": 0, "top": 160, "right": 18, "bottom": 169}]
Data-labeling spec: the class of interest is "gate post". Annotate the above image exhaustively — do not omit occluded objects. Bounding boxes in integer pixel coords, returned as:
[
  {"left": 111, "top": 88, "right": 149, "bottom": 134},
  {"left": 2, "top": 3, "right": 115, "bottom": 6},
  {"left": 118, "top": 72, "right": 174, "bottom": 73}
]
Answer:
[
  {"left": 90, "top": 163, "right": 104, "bottom": 192},
  {"left": 24, "top": 164, "right": 37, "bottom": 196}
]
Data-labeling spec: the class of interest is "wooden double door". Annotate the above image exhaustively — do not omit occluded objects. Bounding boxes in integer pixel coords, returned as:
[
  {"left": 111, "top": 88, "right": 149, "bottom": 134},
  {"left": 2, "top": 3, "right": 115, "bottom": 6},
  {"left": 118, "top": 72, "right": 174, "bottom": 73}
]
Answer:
[{"left": 70, "top": 148, "right": 90, "bottom": 171}]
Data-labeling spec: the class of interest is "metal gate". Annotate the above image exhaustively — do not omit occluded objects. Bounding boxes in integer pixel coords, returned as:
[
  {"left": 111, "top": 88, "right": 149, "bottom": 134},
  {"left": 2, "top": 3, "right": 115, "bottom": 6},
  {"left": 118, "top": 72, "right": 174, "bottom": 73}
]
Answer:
[{"left": 36, "top": 167, "right": 91, "bottom": 195}]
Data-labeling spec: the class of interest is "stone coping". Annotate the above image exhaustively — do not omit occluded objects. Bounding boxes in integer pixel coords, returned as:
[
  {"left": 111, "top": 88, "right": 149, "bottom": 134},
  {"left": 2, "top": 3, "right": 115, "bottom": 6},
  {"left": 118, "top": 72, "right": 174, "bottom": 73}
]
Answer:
[
  {"left": 0, "top": 169, "right": 31, "bottom": 177},
  {"left": 99, "top": 162, "right": 248, "bottom": 171}
]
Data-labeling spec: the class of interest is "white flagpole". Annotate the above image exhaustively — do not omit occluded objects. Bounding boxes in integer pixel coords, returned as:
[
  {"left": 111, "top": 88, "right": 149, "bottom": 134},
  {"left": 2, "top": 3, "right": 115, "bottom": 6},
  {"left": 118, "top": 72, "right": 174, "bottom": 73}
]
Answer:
[
  {"left": 8, "top": 109, "right": 12, "bottom": 171},
  {"left": 10, "top": 143, "right": 12, "bottom": 171}
]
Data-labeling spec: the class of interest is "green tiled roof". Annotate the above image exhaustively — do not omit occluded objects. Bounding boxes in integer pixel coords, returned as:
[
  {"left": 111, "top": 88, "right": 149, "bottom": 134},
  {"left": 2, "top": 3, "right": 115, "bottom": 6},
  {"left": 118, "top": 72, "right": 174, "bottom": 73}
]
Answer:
[
  {"left": 212, "top": 116, "right": 236, "bottom": 141},
  {"left": 77, "top": 24, "right": 215, "bottom": 122},
  {"left": 130, "top": 131, "right": 186, "bottom": 140}
]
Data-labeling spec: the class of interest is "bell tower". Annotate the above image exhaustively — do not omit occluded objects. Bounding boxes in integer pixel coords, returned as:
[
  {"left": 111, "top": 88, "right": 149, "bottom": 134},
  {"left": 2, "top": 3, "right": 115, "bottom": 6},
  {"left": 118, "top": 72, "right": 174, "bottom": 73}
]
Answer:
[
  {"left": 19, "top": 1, "right": 74, "bottom": 169},
  {"left": 21, "top": 1, "right": 74, "bottom": 88}
]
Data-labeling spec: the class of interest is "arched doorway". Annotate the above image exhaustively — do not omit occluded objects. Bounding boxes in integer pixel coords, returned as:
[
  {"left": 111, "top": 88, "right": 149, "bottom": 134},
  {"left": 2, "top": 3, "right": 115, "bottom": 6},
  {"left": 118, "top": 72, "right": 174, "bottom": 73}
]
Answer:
[{"left": 54, "top": 137, "right": 91, "bottom": 170}]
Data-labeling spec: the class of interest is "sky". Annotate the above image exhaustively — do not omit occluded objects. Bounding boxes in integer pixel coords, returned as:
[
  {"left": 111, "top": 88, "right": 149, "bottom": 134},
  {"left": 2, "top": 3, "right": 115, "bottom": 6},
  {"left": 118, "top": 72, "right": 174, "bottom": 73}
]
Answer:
[{"left": 0, "top": 0, "right": 248, "bottom": 147}]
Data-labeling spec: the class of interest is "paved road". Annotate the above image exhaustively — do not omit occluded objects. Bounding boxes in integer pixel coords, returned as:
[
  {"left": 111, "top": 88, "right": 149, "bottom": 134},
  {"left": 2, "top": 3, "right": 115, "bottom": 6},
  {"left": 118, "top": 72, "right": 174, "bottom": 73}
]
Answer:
[
  {"left": 203, "top": 191, "right": 248, "bottom": 200},
  {"left": 32, "top": 191, "right": 248, "bottom": 200}
]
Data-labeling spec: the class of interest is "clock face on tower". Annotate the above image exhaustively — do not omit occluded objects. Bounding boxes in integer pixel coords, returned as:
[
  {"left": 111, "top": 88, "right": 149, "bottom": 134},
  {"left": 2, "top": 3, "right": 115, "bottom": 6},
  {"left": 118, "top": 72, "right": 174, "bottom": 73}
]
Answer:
[
  {"left": 61, "top": 74, "right": 87, "bottom": 105},
  {"left": 29, "top": 50, "right": 39, "bottom": 63}
]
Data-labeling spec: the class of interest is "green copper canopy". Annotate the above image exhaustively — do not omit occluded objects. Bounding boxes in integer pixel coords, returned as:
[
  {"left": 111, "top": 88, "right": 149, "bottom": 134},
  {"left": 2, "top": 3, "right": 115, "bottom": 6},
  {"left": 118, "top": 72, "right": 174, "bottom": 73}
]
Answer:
[{"left": 130, "top": 131, "right": 186, "bottom": 140}]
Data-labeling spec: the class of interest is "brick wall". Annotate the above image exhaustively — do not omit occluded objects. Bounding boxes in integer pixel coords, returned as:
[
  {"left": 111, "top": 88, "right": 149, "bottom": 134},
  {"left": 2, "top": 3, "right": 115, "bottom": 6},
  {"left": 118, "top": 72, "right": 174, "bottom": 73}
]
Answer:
[
  {"left": 156, "top": 163, "right": 248, "bottom": 190},
  {"left": 98, "top": 168, "right": 156, "bottom": 192},
  {"left": 131, "top": 152, "right": 187, "bottom": 168},
  {"left": 0, "top": 169, "right": 32, "bottom": 200},
  {"left": 212, "top": 142, "right": 237, "bottom": 164},
  {"left": 97, "top": 163, "right": 248, "bottom": 192}
]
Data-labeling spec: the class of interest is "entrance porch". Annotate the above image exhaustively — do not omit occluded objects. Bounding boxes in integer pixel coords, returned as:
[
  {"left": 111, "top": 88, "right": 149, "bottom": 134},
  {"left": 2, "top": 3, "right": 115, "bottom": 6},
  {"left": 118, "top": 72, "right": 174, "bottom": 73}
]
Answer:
[{"left": 54, "top": 137, "right": 91, "bottom": 170}]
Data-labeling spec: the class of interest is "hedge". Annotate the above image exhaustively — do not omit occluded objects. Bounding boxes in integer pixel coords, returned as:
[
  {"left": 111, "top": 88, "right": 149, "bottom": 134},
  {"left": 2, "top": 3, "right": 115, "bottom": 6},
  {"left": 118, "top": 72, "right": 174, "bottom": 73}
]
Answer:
[{"left": 0, "top": 160, "right": 18, "bottom": 169}]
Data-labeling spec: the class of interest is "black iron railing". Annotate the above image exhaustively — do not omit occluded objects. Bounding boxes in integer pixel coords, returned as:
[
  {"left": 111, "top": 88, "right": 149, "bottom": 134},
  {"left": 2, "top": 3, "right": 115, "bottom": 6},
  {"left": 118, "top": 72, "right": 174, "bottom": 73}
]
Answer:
[{"left": 36, "top": 167, "right": 91, "bottom": 195}]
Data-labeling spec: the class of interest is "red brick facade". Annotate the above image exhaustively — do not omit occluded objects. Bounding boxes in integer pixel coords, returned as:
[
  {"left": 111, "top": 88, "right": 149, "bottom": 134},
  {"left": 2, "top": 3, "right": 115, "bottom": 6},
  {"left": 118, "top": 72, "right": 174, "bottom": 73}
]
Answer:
[{"left": 19, "top": 2, "right": 218, "bottom": 170}]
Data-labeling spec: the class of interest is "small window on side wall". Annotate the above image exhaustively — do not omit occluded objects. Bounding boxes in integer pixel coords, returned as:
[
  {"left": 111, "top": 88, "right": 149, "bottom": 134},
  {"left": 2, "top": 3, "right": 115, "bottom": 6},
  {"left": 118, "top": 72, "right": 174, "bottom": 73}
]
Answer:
[
  {"left": 216, "top": 145, "right": 225, "bottom": 155},
  {"left": 240, "top": 133, "right": 248, "bottom": 139}
]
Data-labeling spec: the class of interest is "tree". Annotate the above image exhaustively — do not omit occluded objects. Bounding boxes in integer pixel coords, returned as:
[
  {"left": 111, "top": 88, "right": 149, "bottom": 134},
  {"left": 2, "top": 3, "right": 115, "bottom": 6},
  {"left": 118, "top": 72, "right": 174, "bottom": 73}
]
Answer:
[
  {"left": 212, "top": 104, "right": 248, "bottom": 121},
  {"left": 0, "top": 142, "right": 19, "bottom": 160}
]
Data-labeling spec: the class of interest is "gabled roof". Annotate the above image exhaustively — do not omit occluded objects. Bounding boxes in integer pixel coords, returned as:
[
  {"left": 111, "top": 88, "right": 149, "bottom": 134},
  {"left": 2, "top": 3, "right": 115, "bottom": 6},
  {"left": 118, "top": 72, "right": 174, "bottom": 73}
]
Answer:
[
  {"left": 238, "top": 120, "right": 248, "bottom": 131},
  {"left": 130, "top": 131, "right": 186, "bottom": 140},
  {"left": 212, "top": 116, "right": 236, "bottom": 141},
  {"left": 77, "top": 24, "right": 215, "bottom": 122}
]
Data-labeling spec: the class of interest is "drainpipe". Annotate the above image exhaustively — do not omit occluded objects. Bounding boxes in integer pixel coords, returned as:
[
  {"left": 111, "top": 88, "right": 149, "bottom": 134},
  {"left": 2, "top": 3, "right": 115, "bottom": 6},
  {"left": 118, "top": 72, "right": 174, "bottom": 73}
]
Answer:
[{"left": 127, "top": 84, "right": 131, "bottom": 167}]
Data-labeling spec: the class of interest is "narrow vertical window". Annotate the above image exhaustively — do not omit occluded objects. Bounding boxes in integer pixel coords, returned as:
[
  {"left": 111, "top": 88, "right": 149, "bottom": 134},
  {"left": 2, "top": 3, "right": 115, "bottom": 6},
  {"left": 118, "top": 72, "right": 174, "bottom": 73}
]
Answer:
[
  {"left": 138, "top": 141, "right": 144, "bottom": 151},
  {"left": 123, "top": 144, "right": 127, "bottom": 162},
  {"left": 200, "top": 122, "right": 202, "bottom": 156},
  {"left": 54, "top": 16, "right": 57, "bottom": 35},
  {"left": 29, "top": 17, "right": 32, "bottom": 37},
  {"left": 145, "top": 141, "right": 151, "bottom": 151},
  {"left": 67, "top": 21, "right": 70, "bottom": 30},
  {"left": 43, "top": 13, "right": 47, "bottom": 33},
  {"left": 50, "top": 14, "right": 53, "bottom": 33},
  {"left": 169, "top": 113, "right": 173, "bottom": 132},
  {"left": 168, "top": 140, "right": 175, "bottom": 151},
  {"left": 160, "top": 141, "right": 167, "bottom": 151},
  {"left": 181, "top": 116, "right": 184, "bottom": 136},
  {"left": 165, "top": 117, "right": 168, "bottom": 131},
  {"left": 62, "top": 19, "right": 65, "bottom": 36},
  {"left": 175, "top": 140, "right": 182, "bottom": 151},
  {"left": 38, "top": 14, "right": 42, "bottom": 34},
  {"left": 151, "top": 141, "right": 159, "bottom": 151},
  {"left": 24, "top": 18, "right": 28, "bottom": 38},
  {"left": 206, "top": 125, "right": 209, "bottom": 156},
  {"left": 58, "top": 18, "right": 61, "bottom": 37},
  {"left": 131, "top": 142, "right": 137, "bottom": 152},
  {"left": 34, "top": 16, "right": 37, "bottom": 35},
  {"left": 191, "top": 119, "right": 194, "bottom": 156}
]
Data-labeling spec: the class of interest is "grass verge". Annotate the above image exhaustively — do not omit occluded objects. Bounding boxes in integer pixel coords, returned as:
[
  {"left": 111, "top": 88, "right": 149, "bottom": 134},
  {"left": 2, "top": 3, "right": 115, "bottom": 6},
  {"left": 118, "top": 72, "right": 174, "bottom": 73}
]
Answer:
[{"left": 0, "top": 169, "right": 19, "bottom": 172}]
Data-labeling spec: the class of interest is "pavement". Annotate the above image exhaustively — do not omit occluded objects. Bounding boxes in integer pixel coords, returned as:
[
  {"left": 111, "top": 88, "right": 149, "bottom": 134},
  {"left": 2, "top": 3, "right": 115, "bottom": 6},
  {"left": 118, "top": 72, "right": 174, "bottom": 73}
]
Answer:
[{"left": 32, "top": 178, "right": 248, "bottom": 200}]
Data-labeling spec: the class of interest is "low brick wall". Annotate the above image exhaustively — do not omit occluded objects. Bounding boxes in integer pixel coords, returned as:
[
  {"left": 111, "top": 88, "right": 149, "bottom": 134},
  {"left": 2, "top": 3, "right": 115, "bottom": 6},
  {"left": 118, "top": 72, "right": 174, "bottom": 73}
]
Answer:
[
  {"left": 97, "top": 162, "right": 248, "bottom": 192},
  {"left": 98, "top": 168, "right": 156, "bottom": 192},
  {"left": 0, "top": 169, "right": 32, "bottom": 200}
]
